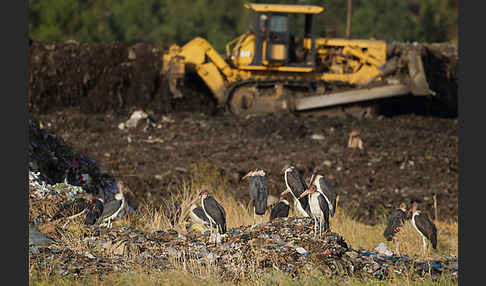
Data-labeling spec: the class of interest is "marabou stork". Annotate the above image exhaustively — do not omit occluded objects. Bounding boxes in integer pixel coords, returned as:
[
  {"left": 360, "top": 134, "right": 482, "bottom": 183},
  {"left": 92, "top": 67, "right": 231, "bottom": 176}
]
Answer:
[
  {"left": 189, "top": 204, "right": 210, "bottom": 228},
  {"left": 299, "top": 185, "right": 330, "bottom": 237},
  {"left": 84, "top": 195, "right": 104, "bottom": 225},
  {"left": 51, "top": 193, "right": 104, "bottom": 227},
  {"left": 311, "top": 174, "right": 338, "bottom": 217},
  {"left": 269, "top": 197, "right": 290, "bottom": 221},
  {"left": 410, "top": 200, "right": 437, "bottom": 255},
  {"left": 280, "top": 166, "right": 312, "bottom": 218},
  {"left": 383, "top": 203, "right": 408, "bottom": 255},
  {"left": 198, "top": 190, "right": 227, "bottom": 234},
  {"left": 97, "top": 181, "right": 126, "bottom": 227},
  {"left": 241, "top": 168, "right": 269, "bottom": 224}
]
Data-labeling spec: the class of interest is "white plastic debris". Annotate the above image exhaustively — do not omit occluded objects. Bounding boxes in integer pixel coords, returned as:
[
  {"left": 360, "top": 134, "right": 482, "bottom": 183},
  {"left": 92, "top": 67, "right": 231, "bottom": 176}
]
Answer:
[
  {"left": 210, "top": 232, "right": 222, "bottom": 244},
  {"left": 125, "top": 110, "right": 148, "bottom": 128},
  {"left": 374, "top": 242, "right": 393, "bottom": 256},
  {"left": 84, "top": 251, "right": 96, "bottom": 259},
  {"left": 295, "top": 247, "right": 308, "bottom": 255},
  {"left": 311, "top": 134, "right": 325, "bottom": 140}
]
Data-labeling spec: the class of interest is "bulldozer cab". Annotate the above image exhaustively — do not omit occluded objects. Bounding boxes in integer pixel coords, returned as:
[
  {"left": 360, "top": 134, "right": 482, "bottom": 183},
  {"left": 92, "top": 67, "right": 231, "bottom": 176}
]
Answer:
[{"left": 244, "top": 3, "right": 324, "bottom": 68}]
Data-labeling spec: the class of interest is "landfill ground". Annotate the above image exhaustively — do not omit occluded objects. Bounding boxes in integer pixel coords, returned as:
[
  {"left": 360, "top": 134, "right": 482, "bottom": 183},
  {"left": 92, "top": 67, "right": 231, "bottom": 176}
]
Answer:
[
  {"left": 28, "top": 40, "right": 458, "bottom": 283},
  {"left": 32, "top": 108, "right": 458, "bottom": 225}
]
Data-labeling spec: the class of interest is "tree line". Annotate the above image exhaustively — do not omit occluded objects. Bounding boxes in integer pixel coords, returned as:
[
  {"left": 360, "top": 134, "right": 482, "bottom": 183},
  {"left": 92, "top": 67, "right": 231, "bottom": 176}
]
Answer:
[{"left": 29, "top": 0, "right": 458, "bottom": 53}]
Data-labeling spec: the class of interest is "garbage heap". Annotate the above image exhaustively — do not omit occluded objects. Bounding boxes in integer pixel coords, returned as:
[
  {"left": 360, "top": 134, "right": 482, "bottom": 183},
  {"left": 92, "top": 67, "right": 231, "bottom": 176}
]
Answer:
[
  {"left": 29, "top": 216, "right": 458, "bottom": 282},
  {"left": 28, "top": 116, "right": 129, "bottom": 226}
]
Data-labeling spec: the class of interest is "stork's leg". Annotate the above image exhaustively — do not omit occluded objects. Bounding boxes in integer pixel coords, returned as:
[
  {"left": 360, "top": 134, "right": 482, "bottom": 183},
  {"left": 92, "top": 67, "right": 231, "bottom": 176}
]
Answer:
[
  {"left": 313, "top": 217, "right": 317, "bottom": 238},
  {"left": 318, "top": 218, "right": 322, "bottom": 237},
  {"left": 422, "top": 236, "right": 427, "bottom": 256}
]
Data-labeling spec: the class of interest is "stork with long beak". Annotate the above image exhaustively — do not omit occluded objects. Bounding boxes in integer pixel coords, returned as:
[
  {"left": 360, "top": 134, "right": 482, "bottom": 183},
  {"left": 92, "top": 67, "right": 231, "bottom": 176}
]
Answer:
[
  {"left": 299, "top": 185, "right": 330, "bottom": 237},
  {"left": 410, "top": 200, "right": 437, "bottom": 256},
  {"left": 281, "top": 166, "right": 312, "bottom": 218},
  {"left": 383, "top": 202, "right": 408, "bottom": 255},
  {"left": 190, "top": 190, "right": 227, "bottom": 235},
  {"left": 241, "top": 168, "right": 269, "bottom": 225}
]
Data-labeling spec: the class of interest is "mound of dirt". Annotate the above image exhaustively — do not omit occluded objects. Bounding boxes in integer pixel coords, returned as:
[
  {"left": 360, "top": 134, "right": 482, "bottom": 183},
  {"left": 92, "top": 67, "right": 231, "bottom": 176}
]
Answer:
[
  {"left": 29, "top": 40, "right": 172, "bottom": 114},
  {"left": 29, "top": 40, "right": 458, "bottom": 117}
]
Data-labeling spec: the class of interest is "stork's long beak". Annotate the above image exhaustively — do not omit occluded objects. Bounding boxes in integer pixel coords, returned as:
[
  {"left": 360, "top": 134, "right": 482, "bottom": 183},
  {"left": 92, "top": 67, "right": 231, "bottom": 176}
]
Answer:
[
  {"left": 280, "top": 189, "right": 290, "bottom": 196},
  {"left": 299, "top": 189, "right": 311, "bottom": 199},
  {"left": 241, "top": 171, "right": 252, "bottom": 181}
]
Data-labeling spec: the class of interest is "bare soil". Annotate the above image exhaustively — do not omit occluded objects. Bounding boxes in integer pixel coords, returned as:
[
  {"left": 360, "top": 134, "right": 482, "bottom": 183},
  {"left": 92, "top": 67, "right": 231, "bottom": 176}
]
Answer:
[{"left": 29, "top": 40, "right": 458, "bottom": 225}]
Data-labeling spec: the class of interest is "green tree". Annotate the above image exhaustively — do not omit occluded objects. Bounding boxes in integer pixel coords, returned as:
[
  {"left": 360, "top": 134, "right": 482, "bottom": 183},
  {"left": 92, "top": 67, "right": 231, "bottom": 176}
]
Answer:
[
  {"left": 413, "top": 0, "right": 457, "bottom": 43},
  {"left": 350, "top": 0, "right": 415, "bottom": 42}
]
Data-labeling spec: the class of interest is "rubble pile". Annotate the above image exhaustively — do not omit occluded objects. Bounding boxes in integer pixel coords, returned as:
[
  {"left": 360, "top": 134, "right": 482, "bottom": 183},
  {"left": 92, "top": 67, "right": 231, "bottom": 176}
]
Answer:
[
  {"left": 29, "top": 216, "right": 458, "bottom": 282},
  {"left": 28, "top": 116, "right": 120, "bottom": 199}
]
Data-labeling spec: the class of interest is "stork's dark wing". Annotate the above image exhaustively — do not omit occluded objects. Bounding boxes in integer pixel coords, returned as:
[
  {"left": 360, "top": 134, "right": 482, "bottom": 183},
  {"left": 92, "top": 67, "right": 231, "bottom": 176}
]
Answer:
[
  {"left": 415, "top": 212, "right": 438, "bottom": 249},
  {"left": 383, "top": 209, "right": 407, "bottom": 241},
  {"left": 99, "top": 198, "right": 123, "bottom": 221},
  {"left": 317, "top": 177, "right": 337, "bottom": 217},
  {"left": 192, "top": 206, "right": 210, "bottom": 223},
  {"left": 285, "top": 168, "right": 307, "bottom": 197},
  {"left": 85, "top": 198, "right": 104, "bottom": 225},
  {"left": 270, "top": 202, "right": 290, "bottom": 220},
  {"left": 298, "top": 196, "right": 313, "bottom": 217},
  {"left": 250, "top": 176, "right": 268, "bottom": 215},
  {"left": 317, "top": 194, "right": 330, "bottom": 231},
  {"left": 204, "top": 196, "right": 227, "bottom": 233}
]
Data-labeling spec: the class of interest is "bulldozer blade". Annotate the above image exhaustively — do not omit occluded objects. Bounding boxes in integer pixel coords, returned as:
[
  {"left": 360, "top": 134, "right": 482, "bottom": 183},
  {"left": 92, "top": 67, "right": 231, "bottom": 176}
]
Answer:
[
  {"left": 407, "top": 48, "right": 435, "bottom": 96},
  {"left": 294, "top": 84, "right": 410, "bottom": 111}
]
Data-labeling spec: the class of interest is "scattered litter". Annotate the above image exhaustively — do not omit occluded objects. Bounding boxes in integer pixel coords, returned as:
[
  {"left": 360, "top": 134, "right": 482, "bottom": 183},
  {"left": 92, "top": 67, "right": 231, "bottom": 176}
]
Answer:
[
  {"left": 311, "top": 134, "right": 325, "bottom": 140},
  {"left": 374, "top": 242, "right": 393, "bottom": 256},
  {"left": 125, "top": 110, "right": 148, "bottom": 128},
  {"left": 347, "top": 129, "right": 364, "bottom": 150}
]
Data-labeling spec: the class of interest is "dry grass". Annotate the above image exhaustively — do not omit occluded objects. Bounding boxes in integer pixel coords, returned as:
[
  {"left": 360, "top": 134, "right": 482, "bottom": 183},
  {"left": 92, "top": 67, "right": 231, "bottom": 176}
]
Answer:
[
  {"left": 122, "top": 162, "right": 256, "bottom": 233},
  {"left": 120, "top": 162, "right": 457, "bottom": 259},
  {"left": 30, "top": 163, "right": 458, "bottom": 285},
  {"left": 332, "top": 210, "right": 458, "bottom": 259},
  {"left": 29, "top": 268, "right": 458, "bottom": 286}
]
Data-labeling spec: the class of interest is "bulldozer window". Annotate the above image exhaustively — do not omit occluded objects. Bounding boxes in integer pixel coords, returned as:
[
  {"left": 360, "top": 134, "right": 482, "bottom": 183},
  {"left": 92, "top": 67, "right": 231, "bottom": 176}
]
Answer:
[{"left": 269, "top": 15, "right": 288, "bottom": 33}]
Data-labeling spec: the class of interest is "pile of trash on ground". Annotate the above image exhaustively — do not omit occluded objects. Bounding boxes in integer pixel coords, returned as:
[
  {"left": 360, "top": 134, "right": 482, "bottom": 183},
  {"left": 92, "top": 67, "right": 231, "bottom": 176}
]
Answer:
[
  {"left": 29, "top": 216, "right": 458, "bottom": 282},
  {"left": 28, "top": 116, "right": 457, "bottom": 282}
]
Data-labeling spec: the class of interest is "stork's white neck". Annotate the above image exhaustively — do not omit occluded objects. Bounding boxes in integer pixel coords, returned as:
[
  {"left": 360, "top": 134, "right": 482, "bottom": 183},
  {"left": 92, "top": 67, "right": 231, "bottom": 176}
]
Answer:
[
  {"left": 411, "top": 211, "right": 425, "bottom": 238},
  {"left": 284, "top": 170, "right": 297, "bottom": 200},
  {"left": 201, "top": 197, "right": 216, "bottom": 225},
  {"left": 309, "top": 192, "right": 322, "bottom": 218}
]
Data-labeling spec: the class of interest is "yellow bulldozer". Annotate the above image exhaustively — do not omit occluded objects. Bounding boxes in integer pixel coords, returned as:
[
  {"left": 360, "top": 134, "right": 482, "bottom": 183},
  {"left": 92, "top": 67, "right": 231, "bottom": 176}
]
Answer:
[{"left": 162, "top": 2, "right": 434, "bottom": 116}]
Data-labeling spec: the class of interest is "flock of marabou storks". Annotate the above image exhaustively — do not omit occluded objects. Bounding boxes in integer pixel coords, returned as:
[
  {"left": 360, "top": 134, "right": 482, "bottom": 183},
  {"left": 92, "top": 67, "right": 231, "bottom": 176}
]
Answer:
[
  {"left": 190, "top": 165, "right": 438, "bottom": 255},
  {"left": 48, "top": 164, "right": 438, "bottom": 256}
]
